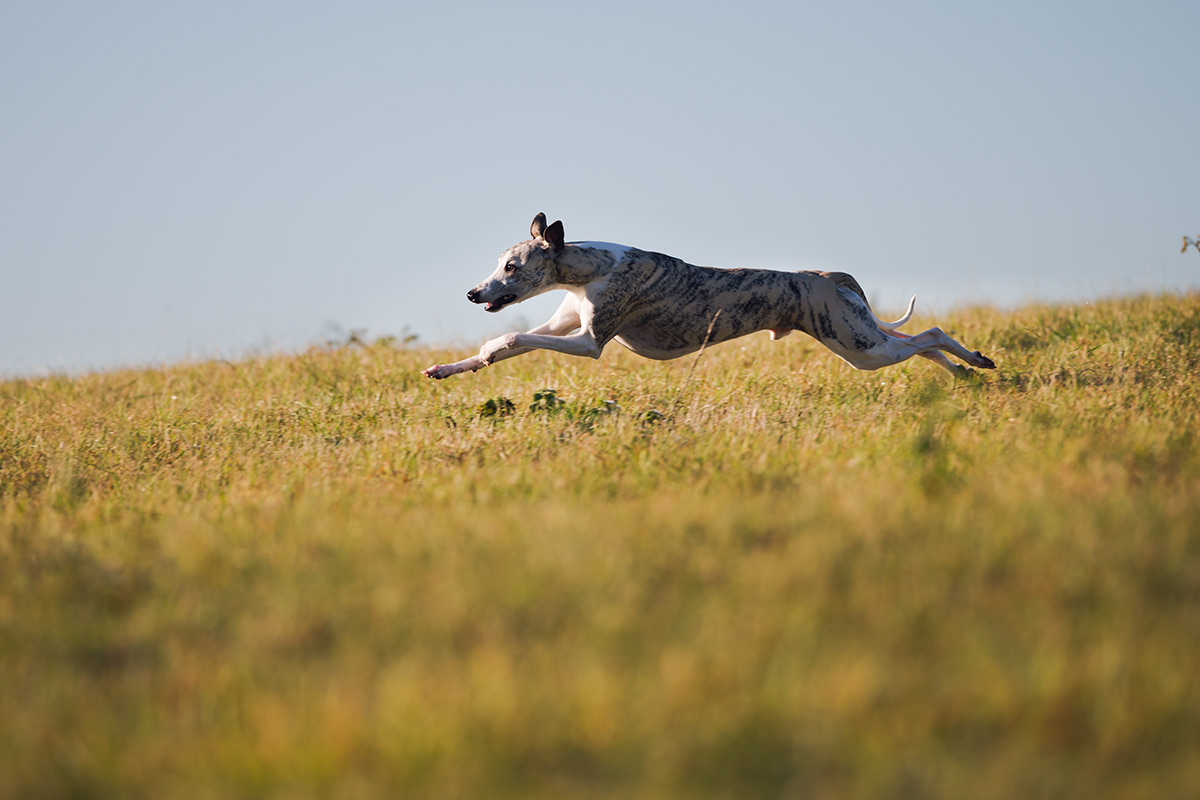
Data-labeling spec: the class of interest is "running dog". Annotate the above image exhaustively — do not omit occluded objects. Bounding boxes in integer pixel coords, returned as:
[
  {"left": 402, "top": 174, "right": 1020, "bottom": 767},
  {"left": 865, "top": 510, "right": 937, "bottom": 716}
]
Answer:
[{"left": 422, "top": 213, "right": 995, "bottom": 379}]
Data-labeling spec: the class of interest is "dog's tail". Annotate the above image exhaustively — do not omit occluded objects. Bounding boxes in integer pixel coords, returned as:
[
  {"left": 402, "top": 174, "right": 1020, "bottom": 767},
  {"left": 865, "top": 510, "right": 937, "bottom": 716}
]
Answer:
[
  {"left": 821, "top": 271, "right": 915, "bottom": 331},
  {"left": 875, "top": 295, "right": 916, "bottom": 331}
]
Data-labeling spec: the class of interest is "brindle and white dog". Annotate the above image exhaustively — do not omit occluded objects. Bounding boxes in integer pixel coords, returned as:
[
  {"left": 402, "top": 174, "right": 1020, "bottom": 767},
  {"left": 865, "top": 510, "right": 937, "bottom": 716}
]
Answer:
[{"left": 422, "top": 213, "right": 995, "bottom": 379}]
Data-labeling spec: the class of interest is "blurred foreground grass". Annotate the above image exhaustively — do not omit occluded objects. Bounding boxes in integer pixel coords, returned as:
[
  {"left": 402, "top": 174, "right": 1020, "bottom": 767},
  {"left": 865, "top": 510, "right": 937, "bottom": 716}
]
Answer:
[{"left": 2, "top": 295, "right": 1199, "bottom": 799}]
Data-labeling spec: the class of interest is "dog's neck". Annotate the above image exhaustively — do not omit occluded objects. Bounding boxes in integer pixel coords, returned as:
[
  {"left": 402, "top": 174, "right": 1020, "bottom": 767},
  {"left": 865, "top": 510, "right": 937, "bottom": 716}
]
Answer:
[{"left": 552, "top": 242, "right": 631, "bottom": 286}]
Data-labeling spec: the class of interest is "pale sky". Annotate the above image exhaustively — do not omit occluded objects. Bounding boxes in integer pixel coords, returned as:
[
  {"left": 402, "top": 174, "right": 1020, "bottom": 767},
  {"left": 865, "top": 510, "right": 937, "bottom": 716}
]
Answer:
[{"left": 2, "top": 1, "right": 1197, "bottom": 377}]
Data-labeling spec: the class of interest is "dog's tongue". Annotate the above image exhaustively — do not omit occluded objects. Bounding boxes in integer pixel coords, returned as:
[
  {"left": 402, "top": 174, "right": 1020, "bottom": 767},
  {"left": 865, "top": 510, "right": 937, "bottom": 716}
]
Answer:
[{"left": 486, "top": 294, "right": 517, "bottom": 312}]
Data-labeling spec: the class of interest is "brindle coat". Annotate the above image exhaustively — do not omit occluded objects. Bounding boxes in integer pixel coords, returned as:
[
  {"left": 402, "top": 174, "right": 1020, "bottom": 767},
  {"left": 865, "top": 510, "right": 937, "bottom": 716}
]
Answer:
[{"left": 422, "top": 213, "right": 995, "bottom": 379}]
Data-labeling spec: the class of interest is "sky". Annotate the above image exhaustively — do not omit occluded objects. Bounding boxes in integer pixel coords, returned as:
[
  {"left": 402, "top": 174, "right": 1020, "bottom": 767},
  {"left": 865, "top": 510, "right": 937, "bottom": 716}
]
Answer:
[{"left": 2, "top": 0, "right": 1197, "bottom": 377}]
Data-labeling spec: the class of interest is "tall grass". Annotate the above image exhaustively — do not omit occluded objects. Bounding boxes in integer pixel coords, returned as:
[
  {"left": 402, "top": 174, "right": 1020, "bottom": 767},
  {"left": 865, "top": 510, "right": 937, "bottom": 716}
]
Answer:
[{"left": 2, "top": 294, "right": 1199, "bottom": 798}]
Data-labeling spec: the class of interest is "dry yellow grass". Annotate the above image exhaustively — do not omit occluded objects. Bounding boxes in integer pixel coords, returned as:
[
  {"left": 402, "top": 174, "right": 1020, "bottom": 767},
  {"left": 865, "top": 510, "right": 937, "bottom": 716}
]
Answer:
[{"left": 2, "top": 294, "right": 1199, "bottom": 798}]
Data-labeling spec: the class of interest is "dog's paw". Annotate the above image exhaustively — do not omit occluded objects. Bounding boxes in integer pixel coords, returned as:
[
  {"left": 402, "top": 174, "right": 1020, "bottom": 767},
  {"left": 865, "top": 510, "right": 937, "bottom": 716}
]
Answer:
[
  {"left": 424, "top": 356, "right": 486, "bottom": 378},
  {"left": 972, "top": 351, "right": 996, "bottom": 370}
]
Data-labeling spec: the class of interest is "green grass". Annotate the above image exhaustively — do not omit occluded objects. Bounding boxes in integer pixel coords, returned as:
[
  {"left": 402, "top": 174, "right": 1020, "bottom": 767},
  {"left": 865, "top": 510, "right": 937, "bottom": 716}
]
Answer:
[{"left": 2, "top": 294, "right": 1199, "bottom": 799}]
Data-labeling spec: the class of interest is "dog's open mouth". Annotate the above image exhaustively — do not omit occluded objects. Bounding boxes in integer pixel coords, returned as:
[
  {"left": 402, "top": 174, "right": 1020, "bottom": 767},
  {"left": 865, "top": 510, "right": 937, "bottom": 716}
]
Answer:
[{"left": 486, "top": 294, "right": 519, "bottom": 313}]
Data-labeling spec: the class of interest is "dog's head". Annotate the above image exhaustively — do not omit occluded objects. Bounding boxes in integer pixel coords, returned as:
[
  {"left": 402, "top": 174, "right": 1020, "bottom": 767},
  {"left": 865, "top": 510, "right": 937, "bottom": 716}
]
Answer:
[{"left": 467, "top": 212, "right": 565, "bottom": 313}]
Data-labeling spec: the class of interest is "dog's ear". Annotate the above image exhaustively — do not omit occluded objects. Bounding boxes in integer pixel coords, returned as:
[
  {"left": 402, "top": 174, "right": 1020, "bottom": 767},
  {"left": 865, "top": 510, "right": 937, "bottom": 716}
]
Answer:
[
  {"left": 530, "top": 212, "right": 548, "bottom": 240},
  {"left": 544, "top": 220, "right": 565, "bottom": 254}
]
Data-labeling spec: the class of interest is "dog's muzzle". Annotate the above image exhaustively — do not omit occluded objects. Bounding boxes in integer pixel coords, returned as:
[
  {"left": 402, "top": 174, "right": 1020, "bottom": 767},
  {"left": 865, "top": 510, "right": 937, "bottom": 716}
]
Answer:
[{"left": 468, "top": 288, "right": 518, "bottom": 313}]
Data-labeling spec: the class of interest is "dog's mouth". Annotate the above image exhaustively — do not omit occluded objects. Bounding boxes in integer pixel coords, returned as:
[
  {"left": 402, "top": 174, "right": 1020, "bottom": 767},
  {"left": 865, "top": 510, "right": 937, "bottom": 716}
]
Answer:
[{"left": 485, "top": 294, "right": 519, "bottom": 313}]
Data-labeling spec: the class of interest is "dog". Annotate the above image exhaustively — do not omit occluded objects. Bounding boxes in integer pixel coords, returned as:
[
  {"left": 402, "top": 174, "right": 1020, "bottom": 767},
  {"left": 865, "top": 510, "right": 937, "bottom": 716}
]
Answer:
[{"left": 422, "top": 213, "right": 995, "bottom": 379}]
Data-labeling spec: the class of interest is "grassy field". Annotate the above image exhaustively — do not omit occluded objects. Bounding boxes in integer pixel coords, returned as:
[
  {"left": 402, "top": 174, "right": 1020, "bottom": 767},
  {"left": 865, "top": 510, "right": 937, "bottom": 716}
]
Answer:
[{"left": 2, "top": 294, "right": 1199, "bottom": 799}]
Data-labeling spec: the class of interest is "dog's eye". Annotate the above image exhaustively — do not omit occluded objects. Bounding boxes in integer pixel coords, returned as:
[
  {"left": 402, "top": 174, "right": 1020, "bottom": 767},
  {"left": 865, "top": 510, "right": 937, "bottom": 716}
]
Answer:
[{"left": 504, "top": 262, "right": 517, "bottom": 274}]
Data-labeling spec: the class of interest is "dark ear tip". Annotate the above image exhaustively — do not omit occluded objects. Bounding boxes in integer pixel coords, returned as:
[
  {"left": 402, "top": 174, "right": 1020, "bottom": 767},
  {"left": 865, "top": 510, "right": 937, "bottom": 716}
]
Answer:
[
  {"left": 531, "top": 212, "right": 549, "bottom": 239},
  {"left": 544, "top": 219, "right": 565, "bottom": 252}
]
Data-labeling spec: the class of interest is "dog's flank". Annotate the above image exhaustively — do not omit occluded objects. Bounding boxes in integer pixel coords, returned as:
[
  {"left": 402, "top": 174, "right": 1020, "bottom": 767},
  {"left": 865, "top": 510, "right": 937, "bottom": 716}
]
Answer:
[{"left": 422, "top": 213, "right": 995, "bottom": 380}]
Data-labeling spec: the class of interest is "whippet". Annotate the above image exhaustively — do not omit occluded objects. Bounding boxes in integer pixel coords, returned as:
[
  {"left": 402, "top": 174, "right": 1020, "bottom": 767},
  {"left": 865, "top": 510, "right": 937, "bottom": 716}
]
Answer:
[{"left": 422, "top": 213, "right": 995, "bottom": 379}]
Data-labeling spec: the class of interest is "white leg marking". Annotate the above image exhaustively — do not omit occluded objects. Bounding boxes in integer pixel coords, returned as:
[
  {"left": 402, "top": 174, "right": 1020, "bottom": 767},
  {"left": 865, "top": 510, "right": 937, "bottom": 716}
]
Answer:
[
  {"left": 423, "top": 295, "right": 585, "bottom": 378},
  {"left": 481, "top": 331, "right": 602, "bottom": 365},
  {"left": 422, "top": 355, "right": 487, "bottom": 379}
]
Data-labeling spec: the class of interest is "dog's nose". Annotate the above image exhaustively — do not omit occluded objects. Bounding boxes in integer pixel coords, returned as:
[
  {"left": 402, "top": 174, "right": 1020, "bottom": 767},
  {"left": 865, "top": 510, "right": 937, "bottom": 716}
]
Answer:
[{"left": 467, "top": 288, "right": 480, "bottom": 303}]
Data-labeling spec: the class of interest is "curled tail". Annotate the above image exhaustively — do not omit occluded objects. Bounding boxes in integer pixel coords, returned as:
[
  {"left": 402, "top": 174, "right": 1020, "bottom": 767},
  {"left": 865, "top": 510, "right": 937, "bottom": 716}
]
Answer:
[
  {"left": 822, "top": 270, "right": 916, "bottom": 333},
  {"left": 875, "top": 295, "right": 916, "bottom": 331}
]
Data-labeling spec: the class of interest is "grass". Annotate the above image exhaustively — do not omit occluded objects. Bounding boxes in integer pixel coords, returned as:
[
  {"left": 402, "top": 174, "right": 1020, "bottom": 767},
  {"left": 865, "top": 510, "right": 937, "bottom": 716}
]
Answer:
[{"left": 2, "top": 294, "right": 1199, "bottom": 799}]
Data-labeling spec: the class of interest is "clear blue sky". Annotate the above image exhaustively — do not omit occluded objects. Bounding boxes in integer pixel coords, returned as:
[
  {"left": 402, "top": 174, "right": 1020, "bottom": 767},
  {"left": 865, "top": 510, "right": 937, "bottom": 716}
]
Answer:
[{"left": 2, "top": 1, "right": 1197, "bottom": 377}]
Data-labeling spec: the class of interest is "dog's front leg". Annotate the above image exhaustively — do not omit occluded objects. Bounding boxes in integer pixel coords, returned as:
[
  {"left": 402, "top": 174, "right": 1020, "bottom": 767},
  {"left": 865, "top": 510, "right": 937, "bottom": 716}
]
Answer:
[
  {"left": 422, "top": 355, "right": 487, "bottom": 379},
  {"left": 422, "top": 336, "right": 546, "bottom": 379},
  {"left": 422, "top": 333, "right": 585, "bottom": 379},
  {"left": 479, "top": 332, "right": 524, "bottom": 365},
  {"left": 422, "top": 295, "right": 585, "bottom": 379},
  {"left": 482, "top": 331, "right": 603, "bottom": 366}
]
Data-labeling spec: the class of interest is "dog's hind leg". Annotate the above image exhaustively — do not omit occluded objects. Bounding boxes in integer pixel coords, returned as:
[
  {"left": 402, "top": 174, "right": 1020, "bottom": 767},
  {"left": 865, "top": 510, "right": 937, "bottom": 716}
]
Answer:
[
  {"left": 842, "top": 327, "right": 995, "bottom": 374},
  {"left": 904, "top": 327, "right": 995, "bottom": 370},
  {"left": 887, "top": 329, "right": 972, "bottom": 376},
  {"left": 918, "top": 351, "right": 971, "bottom": 376},
  {"left": 823, "top": 286, "right": 994, "bottom": 375}
]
